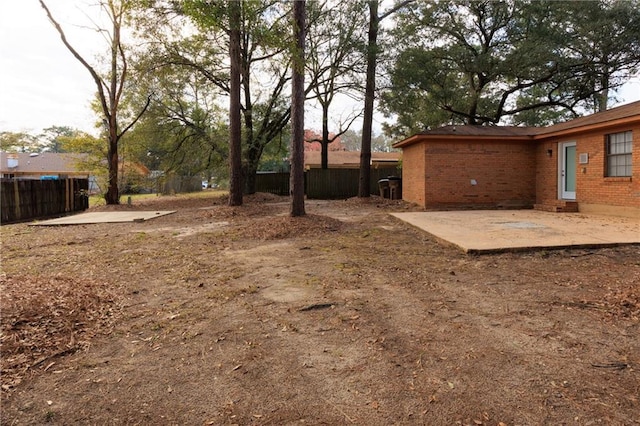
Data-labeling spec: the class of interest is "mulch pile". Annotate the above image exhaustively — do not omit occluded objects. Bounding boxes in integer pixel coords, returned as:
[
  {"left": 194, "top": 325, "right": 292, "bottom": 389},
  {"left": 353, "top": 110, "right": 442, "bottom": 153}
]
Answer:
[
  {"left": 0, "top": 274, "right": 122, "bottom": 393},
  {"left": 233, "top": 214, "right": 344, "bottom": 240},
  {"left": 604, "top": 286, "right": 640, "bottom": 320}
]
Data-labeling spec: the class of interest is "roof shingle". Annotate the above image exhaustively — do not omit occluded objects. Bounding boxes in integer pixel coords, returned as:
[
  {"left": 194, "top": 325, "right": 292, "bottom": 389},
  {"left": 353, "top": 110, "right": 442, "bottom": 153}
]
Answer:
[{"left": 394, "top": 100, "right": 640, "bottom": 148}]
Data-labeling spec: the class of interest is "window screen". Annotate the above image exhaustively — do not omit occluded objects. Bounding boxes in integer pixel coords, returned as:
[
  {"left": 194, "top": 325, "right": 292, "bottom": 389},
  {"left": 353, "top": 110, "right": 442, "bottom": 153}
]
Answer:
[{"left": 606, "top": 131, "right": 632, "bottom": 177}]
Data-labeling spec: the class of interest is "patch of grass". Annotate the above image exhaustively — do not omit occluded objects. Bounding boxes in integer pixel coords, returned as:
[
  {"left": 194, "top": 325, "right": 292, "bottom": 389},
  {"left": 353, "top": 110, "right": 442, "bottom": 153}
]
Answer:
[
  {"left": 89, "top": 195, "right": 105, "bottom": 208},
  {"left": 89, "top": 193, "right": 161, "bottom": 207},
  {"left": 150, "top": 321, "right": 164, "bottom": 331},
  {"left": 334, "top": 262, "right": 360, "bottom": 274},
  {"left": 304, "top": 276, "right": 322, "bottom": 286},
  {"left": 44, "top": 410, "right": 56, "bottom": 422},
  {"left": 177, "top": 189, "right": 227, "bottom": 199},
  {"left": 89, "top": 190, "right": 228, "bottom": 208},
  {"left": 205, "top": 284, "right": 258, "bottom": 301}
]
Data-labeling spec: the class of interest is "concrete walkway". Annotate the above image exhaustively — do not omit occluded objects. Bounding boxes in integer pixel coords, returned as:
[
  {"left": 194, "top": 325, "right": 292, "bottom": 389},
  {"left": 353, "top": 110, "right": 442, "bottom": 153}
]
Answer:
[
  {"left": 391, "top": 210, "right": 640, "bottom": 253},
  {"left": 32, "top": 211, "right": 176, "bottom": 226}
]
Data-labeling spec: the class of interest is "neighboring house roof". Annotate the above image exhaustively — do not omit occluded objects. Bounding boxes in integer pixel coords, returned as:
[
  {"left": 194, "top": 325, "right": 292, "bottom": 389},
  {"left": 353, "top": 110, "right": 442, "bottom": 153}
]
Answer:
[
  {"left": 0, "top": 152, "right": 90, "bottom": 176},
  {"left": 304, "top": 151, "right": 401, "bottom": 169},
  {"left": 393, "top": 100, "right": 640, "bottom": 148},
  {"left": 0, "top": 152, "right": 151, "bottom": 178}
]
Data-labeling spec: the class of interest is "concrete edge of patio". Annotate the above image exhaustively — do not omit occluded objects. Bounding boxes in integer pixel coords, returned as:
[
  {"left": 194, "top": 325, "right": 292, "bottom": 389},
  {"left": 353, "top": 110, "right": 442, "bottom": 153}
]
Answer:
[
  {"left": 30, "top": 211, "right": 176, "bottom": 226},
  {"left": 390, "top": 210, "right": 640, "bottom": 254}
]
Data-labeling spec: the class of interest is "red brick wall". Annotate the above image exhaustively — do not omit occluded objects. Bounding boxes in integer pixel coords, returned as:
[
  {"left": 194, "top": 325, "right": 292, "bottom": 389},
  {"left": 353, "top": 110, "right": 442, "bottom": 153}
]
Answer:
[
  {"left": 536, "top": 123, "right": 640, "bottom": 208},
  {"left": 420, "top": 139, "right": 536, "bottom": 208},
  {"left": 400, "top": 143, "right": 426, "bottom": 206},
  {"left": 535, "top": 141, "right": 558, "bottom": 203}
]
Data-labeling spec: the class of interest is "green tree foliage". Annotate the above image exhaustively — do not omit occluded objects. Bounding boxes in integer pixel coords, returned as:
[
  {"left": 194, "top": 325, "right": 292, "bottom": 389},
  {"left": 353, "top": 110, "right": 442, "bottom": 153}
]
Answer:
[
  {"left": 131, "top": 0, "right": 377, "bottom": 194},
  {"left": 383, "top": 0, "right": 640, "bottom": 135},
  {"left": 0, "top": 128, "right": 85, "bottom": 153},
  {"left": 306, "top": 0, "right": 367, "bottom": 169},
  {"left": 338, "top": 129, "right": 394, "bottom": 152},
  {"left": 0, "top": 132, "right": 40, "bottom": 153},
  {"left": 542, "top": 0, "right": 640, "bottom": 113},
  {"left": 39, "top": 126, "right": 76, "bottom": 153},
  {"left": 57, "top": 131, "right": 109, "bottom": 194},
  {"left": 358, "top": 0, "right": 414, "bottom": 197},
  {"left": 256, "top": 126, "right": 290, "bottom": 172},
  {"left": 123, "top": 54, "right": 230, "bottom": 180},
  {"left": 182, "top": 1, "right": 295, "bottom": 195},
  {"left": 40, "top": 0, "right": 151, "bottom": 204},
  {"left": 132, "top": 1, "right": 296, "bottom": 195}
]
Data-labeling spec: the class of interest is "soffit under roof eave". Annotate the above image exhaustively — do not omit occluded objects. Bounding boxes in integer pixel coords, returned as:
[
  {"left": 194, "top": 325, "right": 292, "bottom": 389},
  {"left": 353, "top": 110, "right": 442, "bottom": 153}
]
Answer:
[
  {"left": 393, "top": 134, "right": 534, "bottom": 147},
  {"left": 392, "top": 134, "right": 424, "bottom": 149}
]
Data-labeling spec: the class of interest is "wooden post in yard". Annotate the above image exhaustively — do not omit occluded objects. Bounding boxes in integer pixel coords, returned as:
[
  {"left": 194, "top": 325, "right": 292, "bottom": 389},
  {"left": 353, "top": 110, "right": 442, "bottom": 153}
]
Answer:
[
  {"left": 13, "top": 178, "right": 21, "bottom": 221},
  {"left": 65, "top": 178, "right": 71, "bottom": 212}
]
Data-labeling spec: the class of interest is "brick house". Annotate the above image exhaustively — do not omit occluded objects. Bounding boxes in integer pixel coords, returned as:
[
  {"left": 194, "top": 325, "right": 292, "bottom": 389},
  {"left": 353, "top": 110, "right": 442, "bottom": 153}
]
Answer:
[{"left": 392, "top": 101, "right": 640, "bottom": 217}]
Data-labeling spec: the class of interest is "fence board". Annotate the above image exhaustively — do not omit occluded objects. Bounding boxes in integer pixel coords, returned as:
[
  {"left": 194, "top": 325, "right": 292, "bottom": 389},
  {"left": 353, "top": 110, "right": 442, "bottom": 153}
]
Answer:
[
  {"left": 254, "top": 167, "right": 400, "bottom": 199},
  {"left": 306, "top": 167, "right": 400, "bottom": 199},
  {"left": 255, "top": 172, "right": 290, "bottom": 196},
  {"left": 1, "top": 178, "right": 89, "bottom": 224}
]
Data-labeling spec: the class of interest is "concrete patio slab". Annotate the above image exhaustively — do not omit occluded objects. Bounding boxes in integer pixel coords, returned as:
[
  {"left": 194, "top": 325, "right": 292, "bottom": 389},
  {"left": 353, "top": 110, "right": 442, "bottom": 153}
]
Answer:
[
  {"left": 391, "top": 210, "right": 640, "bottom": 253},
  {"left": 32, "top": 211, "right": 176, "bottom": 226}
]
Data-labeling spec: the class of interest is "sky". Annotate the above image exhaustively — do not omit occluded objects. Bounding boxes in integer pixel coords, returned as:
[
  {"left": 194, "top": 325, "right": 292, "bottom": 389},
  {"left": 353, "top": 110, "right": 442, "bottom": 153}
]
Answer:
[
  {"left": 1, "top": 1, "right": 640, "bottom": 137},
  {"left": 0, "top": 1, "right": 106, "bottom": 135}
]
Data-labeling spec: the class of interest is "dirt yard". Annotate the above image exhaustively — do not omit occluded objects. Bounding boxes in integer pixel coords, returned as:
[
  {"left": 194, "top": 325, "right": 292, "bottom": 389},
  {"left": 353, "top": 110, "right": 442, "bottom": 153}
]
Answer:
[{"left": 1, "top": 192, "right": 639, "bottom": 425}]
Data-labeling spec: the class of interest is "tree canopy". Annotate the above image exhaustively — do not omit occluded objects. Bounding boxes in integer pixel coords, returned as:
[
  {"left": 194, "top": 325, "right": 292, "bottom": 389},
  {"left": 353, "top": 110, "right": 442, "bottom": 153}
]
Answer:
[
  {"left": 40, "top": 0, "right": 151, "bottom": 204},
  {"left": 26, "top": 0, "right": 640, "bottom": 193},
  {"left": 382, "top": 0, "right": 640, "bottom": 135}
]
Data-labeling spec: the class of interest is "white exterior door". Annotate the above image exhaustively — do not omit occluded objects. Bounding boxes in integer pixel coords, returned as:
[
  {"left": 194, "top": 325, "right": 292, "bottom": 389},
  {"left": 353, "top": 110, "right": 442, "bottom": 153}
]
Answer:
[{"left": 559, "top": 142, "right": 576, "bottom": 200}]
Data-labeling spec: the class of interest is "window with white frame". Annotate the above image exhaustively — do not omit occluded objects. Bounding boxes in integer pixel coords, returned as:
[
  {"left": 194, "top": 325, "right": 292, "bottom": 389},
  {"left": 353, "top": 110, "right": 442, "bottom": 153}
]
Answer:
[{"left": 606, "top": 131, "right": 632, "bottom": 177}]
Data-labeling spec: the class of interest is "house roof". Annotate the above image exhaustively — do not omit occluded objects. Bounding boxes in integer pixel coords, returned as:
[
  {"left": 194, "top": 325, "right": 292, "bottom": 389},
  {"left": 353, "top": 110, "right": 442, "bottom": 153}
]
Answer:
[
  {"left": 535, "top": 100, "right": 640, "bottom": 137},
  {"left": 393, "top": 100, "right": 640, "bottom": 148},
  {"left": 0, "top": 152, "right": 90, "bottom": 175},
  {"left": 413, "top": 125, "right": 536, "bottom": 137},
  {"left": 304, "top": 151, "right": 401, "bottom": 168}
]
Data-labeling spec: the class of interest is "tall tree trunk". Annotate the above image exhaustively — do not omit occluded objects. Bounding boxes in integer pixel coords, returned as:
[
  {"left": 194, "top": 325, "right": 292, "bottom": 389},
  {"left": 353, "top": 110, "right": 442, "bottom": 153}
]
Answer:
[
  {"left": 359, "top": 0, "right": 378, "bottom": 198},
  {"left": 243, "top": 146, "right": 262, "bottom": 195},
  {"left": 105, "top": 129, "right": 119, "bottom": 204},
  {"left": 228, "top": 0, "right": 243, "bottom": 206},
  {"left": 321, "top": 103, "right": 329, "bottom": 169},
  {"left": 105, "top": 2, "right": 121, "bottom": 205},
  {"left": 290, "top": 0, "right": 306, "bottom": 216}
]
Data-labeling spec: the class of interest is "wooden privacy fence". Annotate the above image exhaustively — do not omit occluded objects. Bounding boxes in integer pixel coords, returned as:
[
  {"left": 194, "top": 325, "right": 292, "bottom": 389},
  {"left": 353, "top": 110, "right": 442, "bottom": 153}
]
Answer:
[
  {"left": 1, "top": 178, "right": 89, "bottom": 224},
  {"left": 255, "top": 172, "right": 291, "bottom": 196},
  {"left": 254, "top": 167, "right": 400, "bottom": 199},
  {"left": 306, "top": 167, "right": 399, "bottom": 199}
]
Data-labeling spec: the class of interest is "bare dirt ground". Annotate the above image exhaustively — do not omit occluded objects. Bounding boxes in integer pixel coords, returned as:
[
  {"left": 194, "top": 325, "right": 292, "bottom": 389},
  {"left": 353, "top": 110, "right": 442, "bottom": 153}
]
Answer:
[{"left": 1, "top": 192, "right": 639, "bottom": 426}]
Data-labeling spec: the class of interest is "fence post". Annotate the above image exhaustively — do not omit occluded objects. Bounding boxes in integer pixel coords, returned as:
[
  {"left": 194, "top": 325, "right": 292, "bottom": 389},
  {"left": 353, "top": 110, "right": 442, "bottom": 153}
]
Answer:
[
  {"left": 65, "top": 178, "right": 71, "bottom": 212},
  {"left": 13, "top": 179, "right": 21, "bottom": 219}
]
